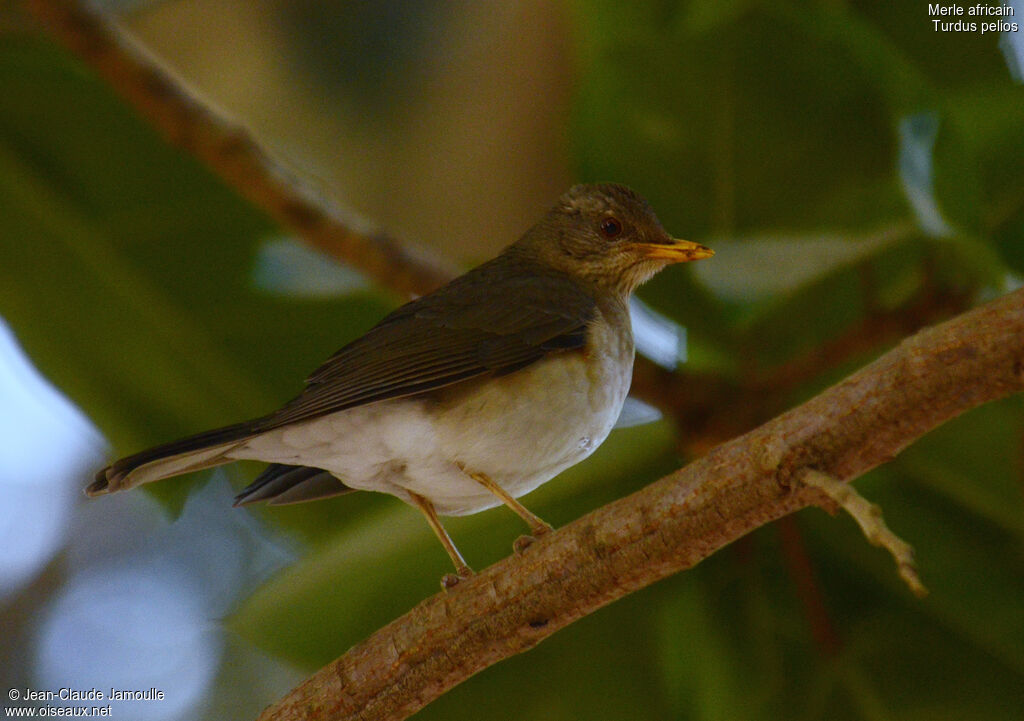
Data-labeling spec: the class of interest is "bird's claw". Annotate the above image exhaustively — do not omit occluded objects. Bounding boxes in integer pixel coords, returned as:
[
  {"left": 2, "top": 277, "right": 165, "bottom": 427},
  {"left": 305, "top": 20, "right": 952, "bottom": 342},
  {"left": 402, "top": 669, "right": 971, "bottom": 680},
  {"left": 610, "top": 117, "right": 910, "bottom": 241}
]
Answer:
[
  {"left": 441, "top": 566, "right": 474, "bottom": 590},
  {"left": 513, "top": 535, "right": 537, "bottom": 554}
]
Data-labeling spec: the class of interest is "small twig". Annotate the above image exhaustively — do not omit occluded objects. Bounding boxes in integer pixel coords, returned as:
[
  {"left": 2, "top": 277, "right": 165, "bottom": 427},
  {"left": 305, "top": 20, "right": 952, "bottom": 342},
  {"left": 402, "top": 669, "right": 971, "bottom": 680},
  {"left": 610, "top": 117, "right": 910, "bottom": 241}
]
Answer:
[
  {"left": 776, "top": 517, "right": 842, "bottom": 655},
  {"left": 800, "top": 469, "right": 927, "bottom": 597}
]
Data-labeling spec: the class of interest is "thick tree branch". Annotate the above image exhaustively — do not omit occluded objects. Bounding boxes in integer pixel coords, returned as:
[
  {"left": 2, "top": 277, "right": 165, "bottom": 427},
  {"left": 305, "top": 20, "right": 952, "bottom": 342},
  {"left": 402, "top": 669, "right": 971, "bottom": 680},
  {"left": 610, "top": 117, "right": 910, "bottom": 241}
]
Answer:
[
  {"left": 23, "top": 7, "right": 1021, "bottom": 715},
  {"left": 258, "top": 289, "right": 1024, "bottom": 721}
]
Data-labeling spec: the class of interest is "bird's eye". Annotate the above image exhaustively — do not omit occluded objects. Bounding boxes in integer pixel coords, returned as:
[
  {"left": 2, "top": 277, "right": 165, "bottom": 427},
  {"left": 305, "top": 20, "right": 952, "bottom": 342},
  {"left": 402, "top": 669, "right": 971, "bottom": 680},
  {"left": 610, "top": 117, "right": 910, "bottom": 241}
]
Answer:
[{"left": 599, "top": 217, "right": 622, "bottom": 239}]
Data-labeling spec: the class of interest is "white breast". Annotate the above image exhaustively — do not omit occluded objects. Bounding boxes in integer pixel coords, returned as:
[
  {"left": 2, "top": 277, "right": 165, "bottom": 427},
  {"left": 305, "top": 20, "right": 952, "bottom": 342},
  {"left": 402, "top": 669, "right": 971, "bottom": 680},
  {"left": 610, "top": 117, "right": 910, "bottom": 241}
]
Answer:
[{"left": 229, "top": 303, "right": 634, "bottom": 516}]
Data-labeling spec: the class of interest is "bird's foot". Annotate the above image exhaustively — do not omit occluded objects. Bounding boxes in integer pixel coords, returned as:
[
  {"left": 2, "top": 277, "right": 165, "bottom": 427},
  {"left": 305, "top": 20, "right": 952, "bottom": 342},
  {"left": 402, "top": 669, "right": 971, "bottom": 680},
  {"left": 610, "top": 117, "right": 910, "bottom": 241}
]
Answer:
[
  {"left": 513, "top": 535, "right": 536, "bottom": 554},
  {"left": 531, "top": 520, "right": 554, "bottom": 536},
  {"left": 441, "top": 566, "right": 474, "bottom": 590},
  {"left": 513, "top": 521, "right": 554, "bottom": 555}
]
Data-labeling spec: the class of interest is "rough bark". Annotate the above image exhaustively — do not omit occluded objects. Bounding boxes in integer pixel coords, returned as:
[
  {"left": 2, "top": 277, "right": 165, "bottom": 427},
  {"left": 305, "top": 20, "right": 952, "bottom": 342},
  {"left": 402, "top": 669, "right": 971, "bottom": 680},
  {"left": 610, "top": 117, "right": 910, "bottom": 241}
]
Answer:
[
  {"left": 22, "top": 3, "right": 1024, "bottom": 718},
  {"left": 259, "top": 288, "right": 1024, "bottom": 721}
]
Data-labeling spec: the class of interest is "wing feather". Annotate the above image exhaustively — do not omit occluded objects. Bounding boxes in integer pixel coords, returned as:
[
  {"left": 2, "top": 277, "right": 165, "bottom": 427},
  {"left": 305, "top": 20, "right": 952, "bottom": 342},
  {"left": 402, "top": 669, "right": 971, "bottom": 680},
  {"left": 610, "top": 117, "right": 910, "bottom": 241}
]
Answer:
[{"left": 258, "top": 257, "right": 596, "bottom": 431}]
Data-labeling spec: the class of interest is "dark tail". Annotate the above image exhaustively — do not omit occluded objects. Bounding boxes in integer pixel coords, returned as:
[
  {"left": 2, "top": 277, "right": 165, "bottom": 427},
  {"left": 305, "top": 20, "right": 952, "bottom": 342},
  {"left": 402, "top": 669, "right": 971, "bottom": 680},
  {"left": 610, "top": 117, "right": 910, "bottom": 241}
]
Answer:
[
  {"left": 89, "top": 420, "right": 259, "bottom": 496},
  {"left": 233, "top": 464, "right": 354, "bottom": 506}
]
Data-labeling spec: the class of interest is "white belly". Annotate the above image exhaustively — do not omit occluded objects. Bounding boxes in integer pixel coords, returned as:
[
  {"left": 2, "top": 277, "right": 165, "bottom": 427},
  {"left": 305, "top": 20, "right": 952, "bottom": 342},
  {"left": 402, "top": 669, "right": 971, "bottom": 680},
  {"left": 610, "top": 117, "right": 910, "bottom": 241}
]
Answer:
[{"left": 229, "top": 316, "right": 633, "bottom": 515}]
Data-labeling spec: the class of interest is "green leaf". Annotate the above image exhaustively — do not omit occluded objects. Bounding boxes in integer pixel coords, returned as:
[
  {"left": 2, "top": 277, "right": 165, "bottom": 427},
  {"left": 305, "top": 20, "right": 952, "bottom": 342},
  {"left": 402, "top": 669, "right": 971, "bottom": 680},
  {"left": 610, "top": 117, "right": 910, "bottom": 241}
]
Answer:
[
  {"left": 657, "top": 577, "right": 760, "bottom": 721},
  {"left": 5, "top": 5, "right": 1023, "bottom": 720},
  {"left": 807, "top": 468, "right": 1024, "bottom": 677},
  {"left": 571, "top": 1, "right": 923, "bottom": 238},
  {"left": 0, "top": 37, "right": 394, "bottom": 510},
  {"left": 692, "top": 230, "right": 905, "bottom": 304},
  {"left": 897, "top": 396, "right": 1024, "bottom": 535}
]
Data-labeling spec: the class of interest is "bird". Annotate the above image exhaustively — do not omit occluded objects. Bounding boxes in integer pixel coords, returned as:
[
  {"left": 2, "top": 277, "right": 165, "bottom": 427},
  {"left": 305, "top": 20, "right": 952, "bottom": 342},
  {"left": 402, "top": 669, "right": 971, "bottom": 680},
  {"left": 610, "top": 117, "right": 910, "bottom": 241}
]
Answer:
[{"left": 89, "top": 183, "right": 713, "bottom": 580}]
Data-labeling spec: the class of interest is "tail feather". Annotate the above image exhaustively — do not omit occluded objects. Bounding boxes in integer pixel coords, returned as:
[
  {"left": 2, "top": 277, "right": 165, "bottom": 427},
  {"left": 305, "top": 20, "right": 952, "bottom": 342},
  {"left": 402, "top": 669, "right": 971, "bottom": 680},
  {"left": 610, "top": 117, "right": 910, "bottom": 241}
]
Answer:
[
  {"left": 89, "top": 421, "right": 259, "bottom": 496},
  {"left": 233, "top": 464, "right": 354, "bottom": 506}
]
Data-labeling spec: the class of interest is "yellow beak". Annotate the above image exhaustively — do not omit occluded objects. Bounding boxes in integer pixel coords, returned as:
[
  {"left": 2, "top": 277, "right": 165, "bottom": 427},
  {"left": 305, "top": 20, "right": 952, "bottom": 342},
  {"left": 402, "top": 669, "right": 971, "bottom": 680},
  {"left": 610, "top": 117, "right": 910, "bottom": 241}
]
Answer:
[{"left": 636, "top": 238, "right": 714, "bottom": 263}]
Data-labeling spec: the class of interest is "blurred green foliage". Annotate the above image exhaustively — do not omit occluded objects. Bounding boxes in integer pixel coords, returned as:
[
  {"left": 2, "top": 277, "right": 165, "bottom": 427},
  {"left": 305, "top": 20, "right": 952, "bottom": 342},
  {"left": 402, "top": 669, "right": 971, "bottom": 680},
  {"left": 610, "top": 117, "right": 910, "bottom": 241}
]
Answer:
[{"left": 1, "top": 1, "right": 1023, "bottom": 719}]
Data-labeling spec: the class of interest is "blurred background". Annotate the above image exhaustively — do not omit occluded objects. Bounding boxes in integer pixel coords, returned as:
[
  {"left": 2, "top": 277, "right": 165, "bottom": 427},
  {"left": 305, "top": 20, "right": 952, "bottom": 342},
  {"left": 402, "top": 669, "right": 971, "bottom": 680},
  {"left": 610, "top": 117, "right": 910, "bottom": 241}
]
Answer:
[{"left": 2, "top": 1, "right": 1023, "bottom": 719}]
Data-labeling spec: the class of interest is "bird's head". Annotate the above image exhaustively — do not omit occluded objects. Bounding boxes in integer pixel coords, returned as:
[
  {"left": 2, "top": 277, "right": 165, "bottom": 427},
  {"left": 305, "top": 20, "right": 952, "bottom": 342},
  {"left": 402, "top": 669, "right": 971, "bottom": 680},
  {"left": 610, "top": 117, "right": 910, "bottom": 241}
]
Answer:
[{"left": 516, "top": 183, "right": 713, "bottom": 296}]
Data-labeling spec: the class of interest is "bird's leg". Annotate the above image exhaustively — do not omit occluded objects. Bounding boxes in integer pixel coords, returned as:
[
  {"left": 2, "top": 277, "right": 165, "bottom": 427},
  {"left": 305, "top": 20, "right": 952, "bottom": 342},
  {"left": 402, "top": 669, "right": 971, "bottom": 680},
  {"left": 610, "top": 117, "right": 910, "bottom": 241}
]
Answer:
[
  {"left": 408, "top": 491, "right": 473, "bottom": 582},
  {"left": 459, "top": 465, "right": 554, "bottom": 537}
]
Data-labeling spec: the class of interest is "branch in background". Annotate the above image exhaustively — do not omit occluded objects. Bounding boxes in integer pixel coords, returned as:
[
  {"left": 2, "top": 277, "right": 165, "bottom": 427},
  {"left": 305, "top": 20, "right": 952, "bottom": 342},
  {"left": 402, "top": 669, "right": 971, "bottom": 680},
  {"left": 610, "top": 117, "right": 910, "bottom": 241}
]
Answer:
[
  {"left": 634, "top": 283, "right": 973, "bottom": 453},
  {"left": 776, "top": 516, "right": 842, "bottom": 656},
  {"left": 24, "top": 0, "right": 459, "bottom": 299},
  {"left": 258, "top": 289, "right": 1024, "bottom": 721},
  {"left": 25, "top": 0, "right": 975, "bottom": 452}
]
